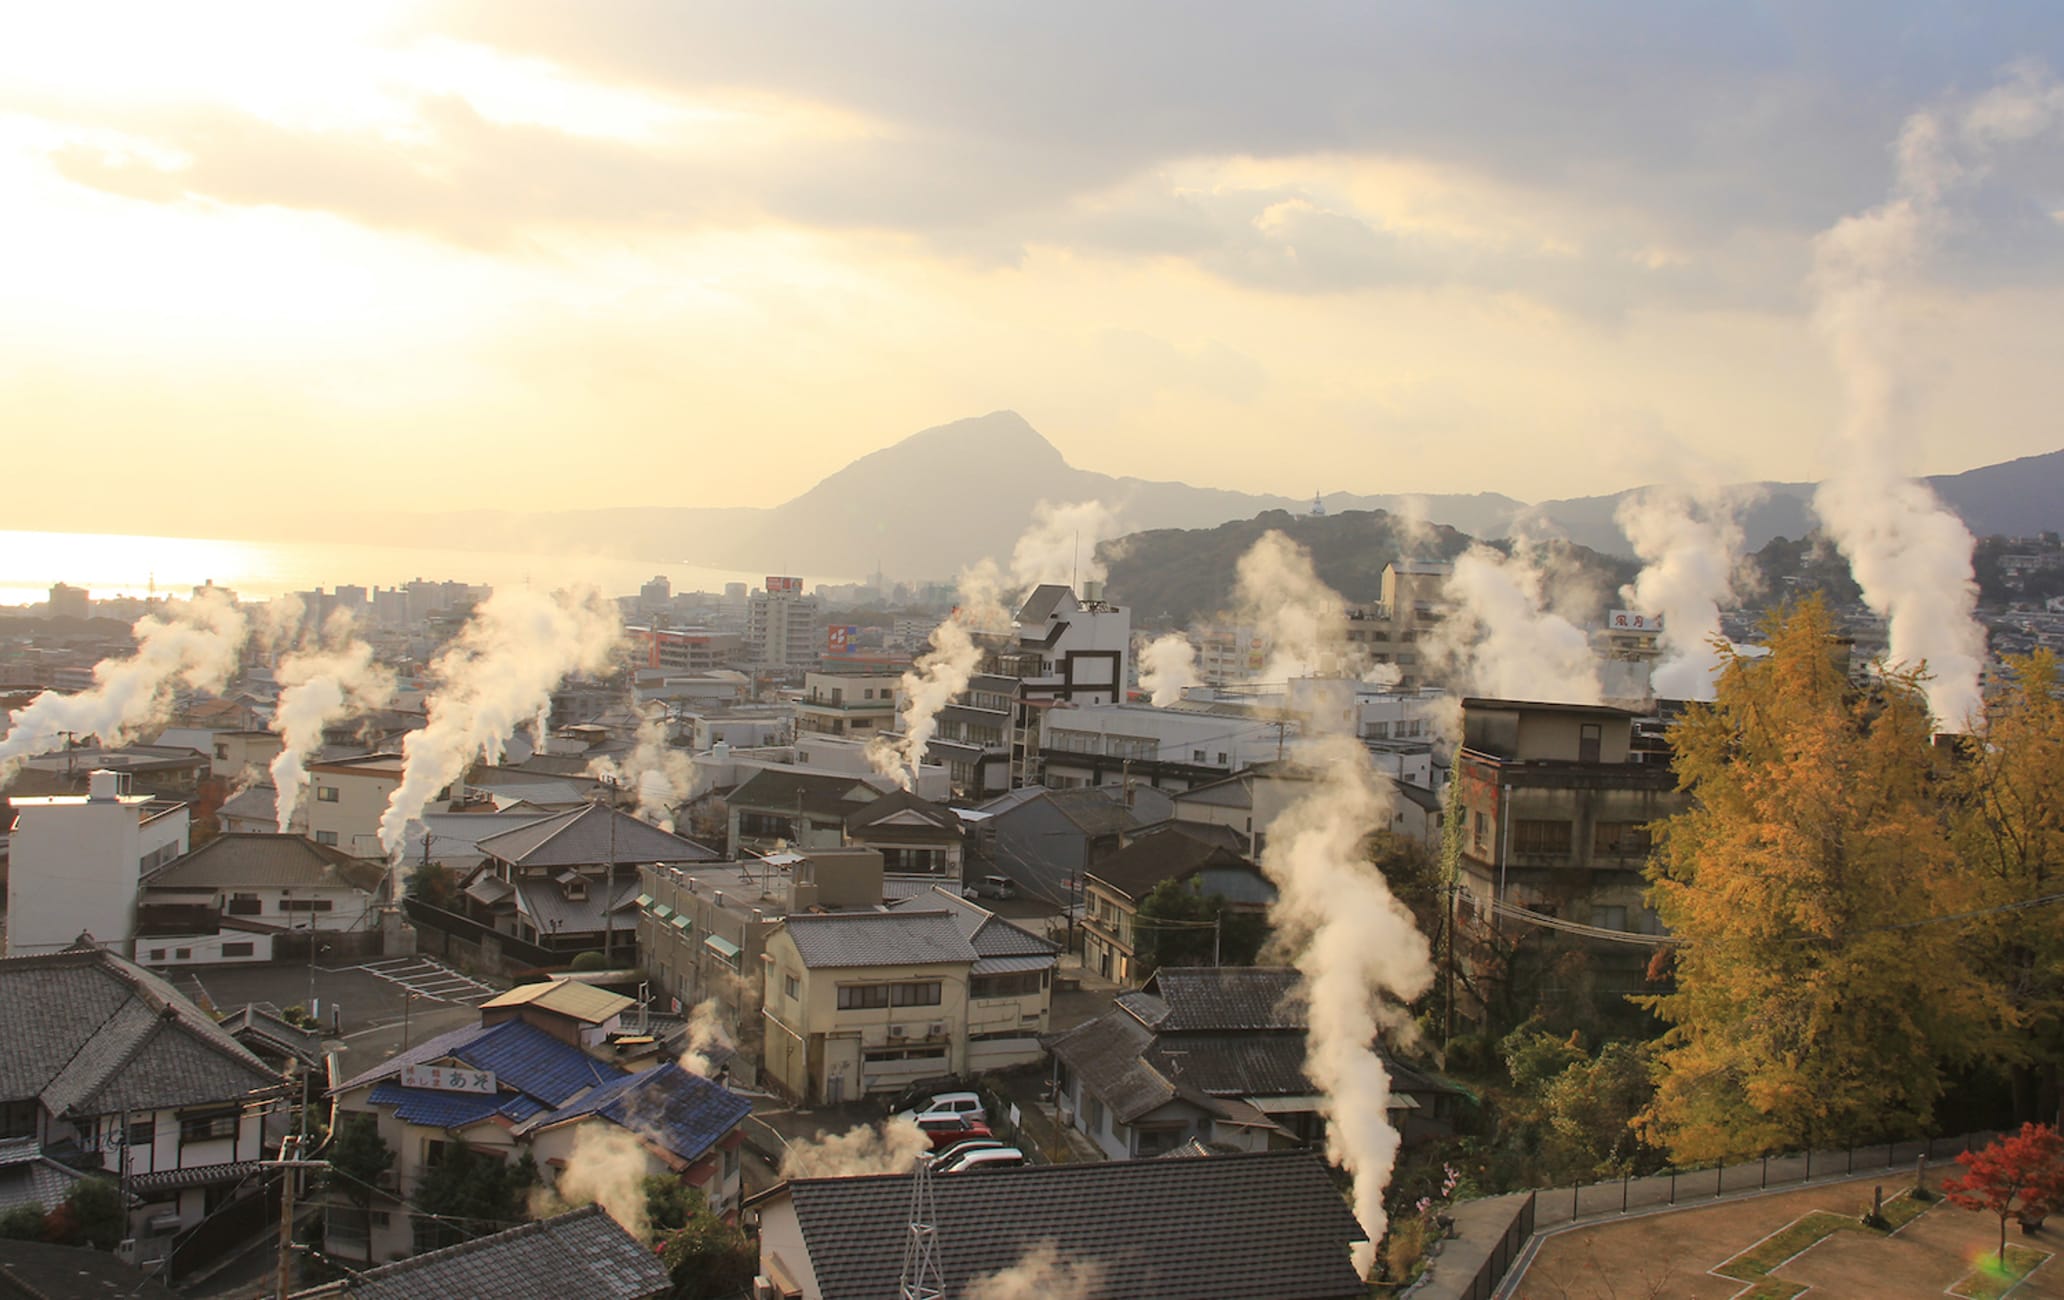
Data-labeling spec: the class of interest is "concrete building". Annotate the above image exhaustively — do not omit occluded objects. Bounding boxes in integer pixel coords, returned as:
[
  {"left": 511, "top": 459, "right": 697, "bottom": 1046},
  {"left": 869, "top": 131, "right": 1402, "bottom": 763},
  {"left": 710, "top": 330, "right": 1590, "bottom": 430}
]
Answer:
[
  {"left": 45, "top": 584, "right": 89, "bottom": 620},
  {"left": 724, "top": 769, "right": 884, "bottom": 858},
  {"left": 792, "top": 669, "right": 900, "bottom": 740},
  {"left": 304, "top": 753, "right": 410, "bottom": 858},
  {"left": 138, "top": 834, "right": 384, "bottom": 937},
  {"left": 6, "top": 770, "right": 189, "bottom": 957},
  {"left": 760, "top": 906, "right": 1053, "bottom": 1104},
  {"left": 1342, "top": 559, "right": 1453, "bottom": 689},
  {"left": 204, "top": 730, "right": 285, "bottom": 782},
  {"left": 626, "top": 626, "right": 746, "bottom": 673},
  {"left": 747, "top": 578, "right": 821, "bottom": 669},
  {"left": 1038, "top": 699, "right": 1286, "bottom": 792}
]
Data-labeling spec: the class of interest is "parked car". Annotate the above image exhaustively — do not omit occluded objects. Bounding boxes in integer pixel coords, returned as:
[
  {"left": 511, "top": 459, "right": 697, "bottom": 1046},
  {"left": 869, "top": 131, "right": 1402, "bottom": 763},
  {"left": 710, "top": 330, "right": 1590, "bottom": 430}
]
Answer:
[
  {"left": 894, "top": 1091, "right": 988, "bottom": 1125},
  {"left": 963, "top": 874, "right": 1016, "bottom": 901},
  {"left": 926, "top": 1138, "right": 1006, "bottom": 1170},
  {"left": 943, "top": 1146, "right": 1026, "bottom": 1173},
  {"left": 914, "top": 1115, "right": 993, "bottom": 1150}
]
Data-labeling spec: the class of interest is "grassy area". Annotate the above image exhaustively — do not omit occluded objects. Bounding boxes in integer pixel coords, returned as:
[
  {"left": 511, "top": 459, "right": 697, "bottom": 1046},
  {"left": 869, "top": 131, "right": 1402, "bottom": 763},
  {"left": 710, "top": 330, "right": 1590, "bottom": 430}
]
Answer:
[
  {"left": 1948, "top": 1242, "right": 2052, "bottom": 1300},
  {"left": 1715, "top": 1191, "right": 1935, "bottom": 1286}
]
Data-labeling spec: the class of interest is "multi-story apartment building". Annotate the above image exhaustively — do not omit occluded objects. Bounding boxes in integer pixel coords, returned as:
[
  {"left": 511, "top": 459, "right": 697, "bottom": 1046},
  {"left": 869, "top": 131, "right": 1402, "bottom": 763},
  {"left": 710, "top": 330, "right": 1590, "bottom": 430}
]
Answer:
[
  {"left": 793, "top": 669, "right": 901, "bottom": 740},
  {"left": 747, "top": 578, "right": 821, "bottom": 669},
  {"left": 6, "top": 769, "right": 189, "bottom": 957},
  {"left": 626, "top": 626, "right": 746, "bottom": 673},
  {"left": 304, "top": 752, "right": 410, "bottom": 858},
  {"left": 1342, "top": 559, "right": 1452, "bottom": 689}
]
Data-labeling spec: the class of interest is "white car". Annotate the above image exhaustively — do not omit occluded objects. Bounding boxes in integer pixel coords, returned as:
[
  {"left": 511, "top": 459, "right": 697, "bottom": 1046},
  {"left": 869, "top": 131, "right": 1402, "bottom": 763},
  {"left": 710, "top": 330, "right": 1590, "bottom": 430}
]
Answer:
[
  {"left": 943, "top": 1146, "right": 1025, "bottom": 1173},
  {"left": 894, "top": 1091, "right": 988, "bottom": 1125}
]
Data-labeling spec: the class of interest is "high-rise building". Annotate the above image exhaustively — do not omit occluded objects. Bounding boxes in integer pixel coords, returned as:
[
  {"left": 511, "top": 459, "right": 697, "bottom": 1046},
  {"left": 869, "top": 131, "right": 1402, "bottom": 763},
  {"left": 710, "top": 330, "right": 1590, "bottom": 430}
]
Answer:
[
  {"left": 746, "top": 577, "right": 821, "bottom": 668},
  {"left": 46, "top": 583, "right": 89, "bottom": 620}
]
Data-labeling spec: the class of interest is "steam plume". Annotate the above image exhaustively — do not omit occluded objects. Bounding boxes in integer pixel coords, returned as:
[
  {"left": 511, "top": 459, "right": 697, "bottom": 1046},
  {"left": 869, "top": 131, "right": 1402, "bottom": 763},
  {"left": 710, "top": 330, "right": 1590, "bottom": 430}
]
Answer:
[
  {"left": 1012, "top": 499, "right": 1121, "bottom": 588},
  {"left": 1262, "top": 735, "right": 1432, "bottom": 1275},
  {"left": 269, "top": 617, "right": 396, "bottom": 833},
  {"left": 377, "top": 588, "right": 623, "bottom": 860},
  {"left": 1230, "top": 534, "right": 1434, "bottom": 1276},
  {"left": 869, "top": 561, "right": 1009, "bottom": 791},
  {"left": 0, "top": 588, "right": 248, "bottom": 785},
  {"left": 1810, "top": 65, "right": 2063, "bottom": 727},
  {"left": 678, "top": 997, "right": 733, "bottom": 1078},
  {"left": 964, "top": 1241, "right": 1106, "bottom": 1300},
  {"left": 777, "top": 1116, "right": 928, "bottom": 1179},
  {"left": 1430, "top": 545, "right": 1602, "bottom": 705},
  {"left": 550, "top": 1123, "right": 653, "bottom": 1240},
  {"left": 1138, "top": 633, "right": 1199, "bottom": 706},
  {"left": 1616, "top": 488, "right": 1749, "bottom": 701},
  {"left": 1235, "top": 531, "right": 1349, "bottom": 682},
  {"left": 588, "top": 709, "right": 700, "bottom": 832}
]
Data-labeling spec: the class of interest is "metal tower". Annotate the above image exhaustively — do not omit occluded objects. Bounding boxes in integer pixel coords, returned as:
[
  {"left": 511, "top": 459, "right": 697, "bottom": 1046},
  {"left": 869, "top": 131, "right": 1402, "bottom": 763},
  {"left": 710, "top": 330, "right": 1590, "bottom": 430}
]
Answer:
[{"left": 897, "top": 1156, "right": 946, "bottom": 1300}]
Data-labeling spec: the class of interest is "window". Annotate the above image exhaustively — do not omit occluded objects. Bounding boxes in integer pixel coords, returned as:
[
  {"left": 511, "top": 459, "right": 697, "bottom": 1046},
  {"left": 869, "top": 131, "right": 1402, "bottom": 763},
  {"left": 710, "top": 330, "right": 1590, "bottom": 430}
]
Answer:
[
  {"left": 149, "top": 949, "right": 166, "bottom": 961},
  {"left": 838, "top": 984, "right": 890, "bottom": 1011},
  {"left": 891, "top": 982, "right": 942, "bottom": 1007},
  {"left": 179, "top": 1109, "right": 237, "bottom": 1144},
  {"left": 280, "top": 898, "right": 334, "bottom": 912},
  {"left": 784, "top": 974, "right": 800, "bottom": 1000},
  {"left": 1084, "top": 1095, "right": 1106, "bottom": 1133},
  {"left": 213, "top": 744, "right": 229, "bottom": 760},
  {"left": 175, "top": 948, "right": 191, "bottom": 960},
  {"left": 1472, "top": 811, "right": 1489, "bottom": 850},
  {"left": 971, "top": 971, "right": 1046, "bottom": 999},
  {"left": 1592, "top": 822, "right": 1653, "bottom": 857},
  {"left": 1578, "top": 723, "right": 1602, "bottom": 764},
  {"left": 0, "top": 1100, "right": 36, "bottom": 1141},
  {"left": 314, "top": 831, "right": 338, "bottom": 846},
  {"left": 1513, "top": 820, "right": 1573, "bottom": 856},
  {"left": 422, "top": 1139, "right": 450, "bottom": 1168},
  {"left": 1593, "top": 905, "right": 1629, "bottom": 931},
  {"left": 128, "top": 1116, "right": 155, "bottom": 1148},
  {"left": 316, "top": 786, "right": 339, "bottom": 803},
  {"left": 1192, "top": 749, "right": 1207, "bottom": 762},
  {"left": 226, "top": 893, "right": 262, "bottom": 916},
  {"left": 220, "top": 942, "right": 255, "bottom": 958}
]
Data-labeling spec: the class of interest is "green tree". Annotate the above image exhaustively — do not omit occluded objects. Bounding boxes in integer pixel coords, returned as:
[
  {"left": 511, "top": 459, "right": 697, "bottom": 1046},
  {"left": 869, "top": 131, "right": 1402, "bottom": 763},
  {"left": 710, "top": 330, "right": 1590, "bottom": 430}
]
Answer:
[
  {"left": 57, "top": 1178, "right": 125, "bottom": 1251},
  {"left": 406, "top": 861, "right": 461, "bottom": 911},
  {"left": 648, "top": 1177, "right": 756, "bottom": 1300},
  {"left": 324, "top": 1112, "right": 394, "bottom": 1262},
  {"left": 414, "top": 1146, "right": 535, "bottom": 1247},
  {"left": 1132, "top": 879, "right": 1264, "bottom": 975},
  {"left": 0, "top": 1204, "right": 46, "bottom": 1242},
  {"left": 1952, "top": 652, "right": 2064, "bottom": 1125},
  {"left": 1639, "top": 597, "right": 1975, "bottom": 1162}
]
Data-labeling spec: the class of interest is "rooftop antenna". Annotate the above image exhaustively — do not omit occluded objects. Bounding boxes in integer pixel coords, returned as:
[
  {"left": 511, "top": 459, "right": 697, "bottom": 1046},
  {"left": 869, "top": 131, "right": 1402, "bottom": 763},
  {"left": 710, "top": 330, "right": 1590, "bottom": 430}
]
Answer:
[
  {"left": 1072, "top": 530, "right": 1080, "bottom": 593},
  {"left": 897, "top": 1155, "right": 945, "bottom": 1300}
]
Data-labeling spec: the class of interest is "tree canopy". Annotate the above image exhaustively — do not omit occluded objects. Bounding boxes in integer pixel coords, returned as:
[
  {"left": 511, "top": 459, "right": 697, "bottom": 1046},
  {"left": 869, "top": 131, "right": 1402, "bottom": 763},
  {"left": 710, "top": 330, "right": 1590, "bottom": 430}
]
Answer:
[{"left": 1639, "top": 597, "right": 1978, "bottom": 1162}]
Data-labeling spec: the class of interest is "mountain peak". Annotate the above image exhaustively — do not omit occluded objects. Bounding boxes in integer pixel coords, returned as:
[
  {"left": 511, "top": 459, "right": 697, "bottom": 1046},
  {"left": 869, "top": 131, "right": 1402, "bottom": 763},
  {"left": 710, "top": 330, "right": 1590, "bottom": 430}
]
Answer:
[{"left": 895, "top": 410, "right": 1066, "bottom": 465}]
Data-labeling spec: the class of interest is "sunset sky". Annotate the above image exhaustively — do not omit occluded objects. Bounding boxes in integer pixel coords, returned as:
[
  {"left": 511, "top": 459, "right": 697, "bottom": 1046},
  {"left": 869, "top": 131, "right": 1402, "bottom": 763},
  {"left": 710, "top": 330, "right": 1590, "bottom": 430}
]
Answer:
[{"left": 4, "top": 2, "right": 2062, "bottom": 522}]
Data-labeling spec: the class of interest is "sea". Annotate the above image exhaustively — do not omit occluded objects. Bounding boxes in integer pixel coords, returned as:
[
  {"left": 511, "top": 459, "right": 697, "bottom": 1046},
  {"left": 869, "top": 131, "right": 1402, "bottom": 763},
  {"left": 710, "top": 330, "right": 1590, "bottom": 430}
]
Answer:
[{"left": 0, "top": 530, "right": 839, "bottom": 608}]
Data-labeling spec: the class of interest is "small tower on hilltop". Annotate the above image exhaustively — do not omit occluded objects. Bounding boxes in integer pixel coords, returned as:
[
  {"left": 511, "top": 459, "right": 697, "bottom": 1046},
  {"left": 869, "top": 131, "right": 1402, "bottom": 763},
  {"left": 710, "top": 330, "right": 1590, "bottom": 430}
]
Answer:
[{"left": 1310, "top": 491, "right": 1327, "bottom": 518}]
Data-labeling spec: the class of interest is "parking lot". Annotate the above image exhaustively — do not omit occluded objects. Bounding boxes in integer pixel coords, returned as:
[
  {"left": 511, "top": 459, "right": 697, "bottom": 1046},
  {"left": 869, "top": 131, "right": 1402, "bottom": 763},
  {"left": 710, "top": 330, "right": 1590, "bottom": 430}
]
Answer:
[{"left": 352, "top": 955, "right": 504, "bottom": 1007}]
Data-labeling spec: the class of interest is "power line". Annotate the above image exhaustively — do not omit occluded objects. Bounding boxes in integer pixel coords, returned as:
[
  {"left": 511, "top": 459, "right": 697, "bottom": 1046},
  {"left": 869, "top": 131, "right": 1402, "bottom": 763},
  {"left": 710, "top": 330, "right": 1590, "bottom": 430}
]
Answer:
[{"left": 1486, "top": 888, "right": 2064, "bottom": 950}]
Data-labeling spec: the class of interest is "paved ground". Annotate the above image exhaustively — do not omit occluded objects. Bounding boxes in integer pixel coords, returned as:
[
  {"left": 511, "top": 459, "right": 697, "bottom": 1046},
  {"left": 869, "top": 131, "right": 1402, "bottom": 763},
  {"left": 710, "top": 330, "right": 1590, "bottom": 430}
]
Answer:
[
  {"left": 1516, "top": 1174, "right": 2064, "bottom": 1298},
  {"left": 352, "top": 954, "right": 504, "bottom": 1006}
]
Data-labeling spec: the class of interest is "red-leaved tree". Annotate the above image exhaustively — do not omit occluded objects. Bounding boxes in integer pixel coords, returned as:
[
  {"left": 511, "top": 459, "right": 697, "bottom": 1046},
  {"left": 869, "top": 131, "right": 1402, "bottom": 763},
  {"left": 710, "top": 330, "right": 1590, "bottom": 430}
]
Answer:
[{"left": 1943, "top": 1123, "right": 2064, "bottom": 1264}]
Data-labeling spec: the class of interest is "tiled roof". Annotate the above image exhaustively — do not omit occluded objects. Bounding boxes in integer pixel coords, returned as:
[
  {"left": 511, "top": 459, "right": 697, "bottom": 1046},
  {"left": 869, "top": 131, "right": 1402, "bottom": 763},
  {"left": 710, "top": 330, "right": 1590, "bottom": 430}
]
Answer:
[
  {"left": 1087, "top": 828, "right": 1255, "bottom": 902},
  {"left": 887, "top": 889, "right": 1055, "bottom": 961},
  {"left": 127, "top": 1160, "right": 267, "bottom": 1194},
  {"left": 1129, "top": 967, "right": 1305, "bottom": 1033},
  {"left": 366, "top": 1081, "right": 548, "bottom": 1129},
  {"left": 142, "top": 834, "right": 384, "bottom": 892},
  {"left": 0, "top": 947, "right": 281, "bottom": 1119},
  {"left": 781, "top": 911, "right": 977, "bottom": 970},
  {"left": 476, "top": 803, "right": 717, "bottom": 868},
  {"left": 728, "top": 769, "right": 880, "bottom": 818},
  {"left": 0, "top": 1240, "right": 179, "bottom": 1300},
  {"left": 0, "top": 1138, "right": 95, "bottom": 1214},
  {"left": 1013, "top": 584, "right": 1071, "bottom": 625},
  {"left": 773, "top": 1150, "right": 1367, "bottom": 1299},
  {"left": 217, "top": 1003, "right": 323, "bottom": 1068},
  {"left": 481, "top": 979, "right": 633, "bottom": 1024},
  {"left": 505, "top": 872, "right": 643, "bottom": 937},
  {"left": 304, "top": 1205, "right": 670, "bottom": 1299},
  {"left": 332, "top": 1019, "right": 614, "bottom": 1107},
  {"left": 526, "top": 1063, "right": 750, "bottom": 1166},
  {"left": 1044, "top": 787, "right": 1147, "bottom": 835},
  {"left": 1044, "top": 1012, "right": 1173, "bottom": 1124},
  {"left": 843, "top": 788, "right": 959, "bottom": 836},
  {"left": 1146, "top": 1034, "right": 1311, "bottom": 1099}
]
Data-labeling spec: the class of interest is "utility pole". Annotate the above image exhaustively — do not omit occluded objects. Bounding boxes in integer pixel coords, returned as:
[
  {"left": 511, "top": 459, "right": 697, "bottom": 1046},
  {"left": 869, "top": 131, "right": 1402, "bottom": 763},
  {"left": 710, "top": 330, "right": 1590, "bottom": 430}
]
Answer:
[{"left": 269, "top": 1143, "right": 328, "bottom": 1300}]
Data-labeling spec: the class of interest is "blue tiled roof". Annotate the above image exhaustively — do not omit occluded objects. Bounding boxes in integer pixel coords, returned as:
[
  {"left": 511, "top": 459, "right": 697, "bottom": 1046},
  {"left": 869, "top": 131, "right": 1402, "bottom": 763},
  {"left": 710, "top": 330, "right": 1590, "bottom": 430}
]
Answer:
[
  {"left": 367, "top": 1081, "right": 548, "bottom": 1130},
  {"left": 532, "top": 1063, "right": 750, "bottom": 1165},
  {"left": 336, "top": 1020, "right": 617, "bottom": 1109}
]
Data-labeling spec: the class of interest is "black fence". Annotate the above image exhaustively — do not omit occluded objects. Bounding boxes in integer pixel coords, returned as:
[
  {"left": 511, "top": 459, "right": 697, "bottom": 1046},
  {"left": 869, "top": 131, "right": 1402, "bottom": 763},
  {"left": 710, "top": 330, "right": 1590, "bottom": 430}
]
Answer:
[{"left": 403, "top": 898, "right": 560, "bottom": 974}]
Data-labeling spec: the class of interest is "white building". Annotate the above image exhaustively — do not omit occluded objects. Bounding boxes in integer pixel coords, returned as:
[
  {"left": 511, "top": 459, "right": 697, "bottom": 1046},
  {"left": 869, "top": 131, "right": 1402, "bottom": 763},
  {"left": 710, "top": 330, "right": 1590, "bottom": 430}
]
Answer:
[
  {"left": 6, "top": 770, "right": 189, "bottom": 957},
  {"left": 747, "top": 578, "right": 821, "bottom": 668},
  {"left": 304, "top": 753, "right": 412, "bottom": 857}
]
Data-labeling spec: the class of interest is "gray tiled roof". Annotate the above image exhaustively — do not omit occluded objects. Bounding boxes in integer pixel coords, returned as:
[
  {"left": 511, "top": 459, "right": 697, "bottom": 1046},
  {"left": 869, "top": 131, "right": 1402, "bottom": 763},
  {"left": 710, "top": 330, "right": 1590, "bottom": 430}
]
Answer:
[
  {"left": 1044, "top": 1011, "right": 1175, "bottom": 1124},
  {"left": 781, "top": 911, "right": 977, "bottom": 969},
  {"left": 1013, "top": 583, "right": 1072, "bottom": 625},
  {"left": 887, "top": 889, "right": 1055, "bottom": 961},
  {"left": 771, "top": 1149, "right": 1367, "bottom": 1299},
  {"left": 0, "top": 1138, "right": 95, "bottom": 1214},
  {"left": 0, "top": 948, "right": 281, "bottom": 1119},
  {"left": 1045, "top": 787, "right": 1148, "bottom": 835},
  {"left": 1128, "top": 967, "right": 1306, "bottom": 1033},
  {"left": 0, "top": 1239, "right": 178, "bottom": 1299},
  {"left": 507, "top": 873, "right": 642, "bottom": 938},
  {"left": 728, "top": 768, "right": 880, "bottom": 818},
  {"left": 304, "top": 1205, "right": 670, "bottom": 1299},
  {"left": 1088, "top": 827, "right": 1254, "bottom": 902},
  {"left": 476, "top": 803, "right": 717, "bottom": 868},
  {"left": 143, "top": 834, "right": 384, "bottom": 892}
]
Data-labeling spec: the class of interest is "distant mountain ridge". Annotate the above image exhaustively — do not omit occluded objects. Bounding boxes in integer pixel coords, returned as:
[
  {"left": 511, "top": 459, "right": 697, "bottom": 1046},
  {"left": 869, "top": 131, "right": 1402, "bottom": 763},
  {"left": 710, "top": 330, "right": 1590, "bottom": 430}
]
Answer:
[{"left": 500, "top": 410, "right": 2054, "bottom": 577}]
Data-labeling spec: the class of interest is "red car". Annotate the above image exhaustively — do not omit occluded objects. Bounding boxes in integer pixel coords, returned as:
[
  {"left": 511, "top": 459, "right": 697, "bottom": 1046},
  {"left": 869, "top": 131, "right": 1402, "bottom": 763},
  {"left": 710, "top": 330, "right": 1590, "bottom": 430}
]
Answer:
[{"left": 915, "top": 1115, "right": 993, "bottom": 1150}]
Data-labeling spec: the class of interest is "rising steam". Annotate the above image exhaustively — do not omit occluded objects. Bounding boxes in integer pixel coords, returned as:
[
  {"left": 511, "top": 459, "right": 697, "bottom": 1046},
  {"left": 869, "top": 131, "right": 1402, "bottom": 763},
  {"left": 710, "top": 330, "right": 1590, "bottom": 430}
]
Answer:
[
  {"left": 1012, "top": 499, "right": 1122, "bottom": 589},
  {"left": 777, "top": 1116, "right": 929, "bottom": 1179},
  {"left": 1616, "top": 488, "right": 1749, "bottom": 701},
  {"left": 1429, "top": 546, "right": 1602, "bottom": 705},
  {"left": 1235, "top": 531, "right": 1349, "bottom": 682},
  {"left": 548, "top": 1123, "right": 653, "bottom": 1240},
  {"left": 678, "top": 997, "right": 733, "bottom": 1078},
  {"left": 1262, "top": 734, "right": 1433, "bottom": 1276},
  {"left": 964, "top": 1241, "right": 1106, "bottom": 1300},
  {"left": 377, "top": 588, "right": 623, "bottom": 860},
  {"left": 1138, "top": 633, "right": 1199, "bottom": 706},
  {"left": 589, "top": 709, "right": 700, "bottom": 832},
  {"left": 269, "top": 617, "right": 396, "bottom": 832},
  {"left": 0, "top": 588, "right": 248, "bottom": 786},
  {"left": 1809, "top": 65, "right": 2063, "bottom": 727}
]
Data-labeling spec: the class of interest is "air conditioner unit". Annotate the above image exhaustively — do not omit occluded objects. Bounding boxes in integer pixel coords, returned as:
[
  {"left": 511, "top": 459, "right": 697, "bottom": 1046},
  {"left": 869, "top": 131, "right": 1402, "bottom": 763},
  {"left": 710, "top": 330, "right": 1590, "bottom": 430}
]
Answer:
[
  {"left": 375, "top": 1169, "right": 398, "bottom": 1191},
  {"left": 888, "top": 1025, "right": 907, "bottom": 1039},
  {"left": 928, "top": 1021, "right": 945, "bottom": 1038},
  {"left": 752, "top": 1279, "right": 780, "bottom": 1300}
]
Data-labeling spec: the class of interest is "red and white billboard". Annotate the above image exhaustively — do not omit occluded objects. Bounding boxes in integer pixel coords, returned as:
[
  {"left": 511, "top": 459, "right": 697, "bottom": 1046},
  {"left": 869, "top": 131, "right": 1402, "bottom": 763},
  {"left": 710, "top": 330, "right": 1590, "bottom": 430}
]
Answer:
[
  {"left": 827, "top": 624, "right": 858, "bottom": 654},
  {"left": 766, "top": 575, "right": 804, "bottom": 595}
]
